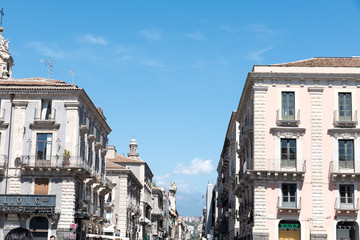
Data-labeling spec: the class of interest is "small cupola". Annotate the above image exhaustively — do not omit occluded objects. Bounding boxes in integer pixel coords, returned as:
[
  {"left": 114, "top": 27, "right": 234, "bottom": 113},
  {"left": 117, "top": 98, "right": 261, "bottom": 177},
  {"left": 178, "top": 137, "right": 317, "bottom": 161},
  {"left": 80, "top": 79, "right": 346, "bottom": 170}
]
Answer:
[
  {"left": 0, "top": 27, "right": 13, "bottom": 79},
  {"left": 128, "top": 138, "right": 139, "bottom": 157}
]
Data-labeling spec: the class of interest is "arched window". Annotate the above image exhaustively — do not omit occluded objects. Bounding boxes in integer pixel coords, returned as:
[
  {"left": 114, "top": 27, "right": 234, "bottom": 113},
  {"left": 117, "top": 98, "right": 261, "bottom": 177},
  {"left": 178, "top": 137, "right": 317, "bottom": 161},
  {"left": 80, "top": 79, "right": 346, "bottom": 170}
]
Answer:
[
  {"left": 337, "top": 221, "right": 359, "bottom": 240},
  {"left": 29, "top": 216, "right": 49, "bottom": 240}
]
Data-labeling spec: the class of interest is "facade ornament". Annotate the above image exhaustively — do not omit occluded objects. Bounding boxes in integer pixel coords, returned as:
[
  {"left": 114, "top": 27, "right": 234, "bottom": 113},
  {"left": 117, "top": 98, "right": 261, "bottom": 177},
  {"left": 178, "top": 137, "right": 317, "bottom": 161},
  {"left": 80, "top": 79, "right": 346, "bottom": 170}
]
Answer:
[
  {"left": 328, "top": 128, "right": 360, "bottom": 139},
  {"left": 271, "top": 127, "right": 306, "bottom": 138}
]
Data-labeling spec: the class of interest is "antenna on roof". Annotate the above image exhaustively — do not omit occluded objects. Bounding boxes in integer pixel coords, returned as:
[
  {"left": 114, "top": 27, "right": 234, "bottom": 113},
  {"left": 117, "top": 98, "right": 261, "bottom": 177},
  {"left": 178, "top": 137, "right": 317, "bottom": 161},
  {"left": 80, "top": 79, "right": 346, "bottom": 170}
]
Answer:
[
  {"left": 70, "top": 70, "right": 75, "bottom": 84},
  {"left": 40, "top": 57, "right": 54, "bottom": 80}
]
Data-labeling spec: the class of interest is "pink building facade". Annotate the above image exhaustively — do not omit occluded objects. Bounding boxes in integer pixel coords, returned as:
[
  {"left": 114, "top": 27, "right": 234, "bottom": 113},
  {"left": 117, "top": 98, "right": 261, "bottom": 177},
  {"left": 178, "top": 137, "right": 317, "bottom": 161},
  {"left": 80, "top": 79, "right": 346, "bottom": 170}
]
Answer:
[{"left": 234, "top": 57, "right": 360, "bottom": 240}]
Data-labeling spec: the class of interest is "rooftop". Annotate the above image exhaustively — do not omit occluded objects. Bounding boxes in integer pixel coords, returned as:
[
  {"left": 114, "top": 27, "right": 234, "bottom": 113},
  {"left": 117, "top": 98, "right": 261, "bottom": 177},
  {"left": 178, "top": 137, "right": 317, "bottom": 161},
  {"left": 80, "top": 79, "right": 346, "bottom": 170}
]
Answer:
[
  {"left": 1, "top": 77, "right": 76, "bottom": 87},
  {"left": 271, "top": 57, "right": 360, "bottom": 67}
]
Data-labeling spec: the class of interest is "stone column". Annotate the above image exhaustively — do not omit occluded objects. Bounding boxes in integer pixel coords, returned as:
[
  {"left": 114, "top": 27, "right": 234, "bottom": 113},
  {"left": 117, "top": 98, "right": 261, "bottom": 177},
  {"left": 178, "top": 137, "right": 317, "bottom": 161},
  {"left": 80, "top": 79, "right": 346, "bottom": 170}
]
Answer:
[
  {"left": 118, "top": 175, "right": 128, "bottom": 239},
  {"left": 64, "top": 102, "right": 79, "bottom": 160},
  {"left": 252, "top": 86, "right": 269, "bottom": 240},
  {"left": 57, "top": 178, "right": 76, "bottom": 239},
  {"left": 308, "top": 87, "right": 327, "bottom": 240},
  {"left": 8, "top": 101, "right": 28, "bottom": 194}
]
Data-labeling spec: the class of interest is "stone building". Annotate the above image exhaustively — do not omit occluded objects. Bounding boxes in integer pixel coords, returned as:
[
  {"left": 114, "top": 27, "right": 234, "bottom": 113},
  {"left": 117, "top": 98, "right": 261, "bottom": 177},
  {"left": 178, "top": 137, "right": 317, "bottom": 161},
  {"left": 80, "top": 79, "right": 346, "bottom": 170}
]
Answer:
[
  {"left": 106, "top": 148, "right": 142, "bottom": 240},
  {"left": 168, "top": 182, "right": 178, "bottom": 240},
  {"left": 151, "top": 186, "right": 166, "bottom": 240},
  {"left": 232, "top": 57, "right": 360, "bottom": 239},
  {"left": 215, "top": 111, "right": 240, "bottom": 240},
  {"left": 0, "top": 27, "right": 112, "bottom": 240},
  {"left": 106, "top": 139, "right": 153, "bottom": 240}
]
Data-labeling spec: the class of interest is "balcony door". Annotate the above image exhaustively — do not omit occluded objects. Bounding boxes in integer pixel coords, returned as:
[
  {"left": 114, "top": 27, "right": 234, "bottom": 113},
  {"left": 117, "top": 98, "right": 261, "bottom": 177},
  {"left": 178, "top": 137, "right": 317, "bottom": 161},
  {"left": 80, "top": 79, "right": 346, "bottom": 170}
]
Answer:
[
  {"left": 339, "top": 93, "right": 352, "bottom": 121},
  {"left": 281, "top": 183, "right": 297, "bottom": 208},
  {"left": 340, "top": 184, "right": 354, "bottom": 209},
  {"left": 339, "top": 140, "right": 354, "bottom": 169},
  {"left": 281, "top": 139, "right": 296, "bottom": 168},
  {"left": 282, "top": 92, "right": 295, "bottom": 120}
]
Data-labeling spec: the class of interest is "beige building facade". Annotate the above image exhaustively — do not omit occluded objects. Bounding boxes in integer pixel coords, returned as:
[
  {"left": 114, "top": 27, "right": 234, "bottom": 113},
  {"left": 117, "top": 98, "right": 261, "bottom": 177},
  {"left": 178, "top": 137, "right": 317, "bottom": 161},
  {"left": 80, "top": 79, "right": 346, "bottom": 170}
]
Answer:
[{"left": 231, "top": 57, "right": 360, "bottom": 240}]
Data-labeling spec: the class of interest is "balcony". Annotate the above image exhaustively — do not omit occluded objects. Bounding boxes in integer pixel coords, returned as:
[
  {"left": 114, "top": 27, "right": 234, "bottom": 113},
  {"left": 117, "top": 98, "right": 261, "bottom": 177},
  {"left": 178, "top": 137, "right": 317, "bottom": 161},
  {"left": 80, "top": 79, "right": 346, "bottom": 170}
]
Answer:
[
  {"left": 277, "top": 197, "right": 301, "bottom": 214},
  {"left": 139, "top": 216, "right": 151, "bottom": 225},
  {"left": 248, "top": 158, "right": 305, "bottom": 180},
  {"left": 0, "top": 108, "right": 8, "bottom": 129},
  {"left": 335, "top": 198, "right": 359, "bottom": 215},
  {"left": 0, "top": 154, "right": 7, "bottom": 174},
  {"left": 30, "top": 109, "right": 60, "bottom": 130},
  {"left": 276, "top": 109, "right": 300, "bottom": 127},
  {"left": 21, "top": 155, "right": 93, "bottom": 177},
  {"left": 219, "top": 174, "right": 235, "bottom": 200},
  {"left": 329, "top": 161, "right": 360, "bottom": 181},
  {"left": 334, "top": 110, "right": 357, "bottom": 128},
  {"left": 237, "top": 200, "right": 253, "bottom": 221},
  {"left": 152, "top": 209, "right": 165, "bottom": 218}
]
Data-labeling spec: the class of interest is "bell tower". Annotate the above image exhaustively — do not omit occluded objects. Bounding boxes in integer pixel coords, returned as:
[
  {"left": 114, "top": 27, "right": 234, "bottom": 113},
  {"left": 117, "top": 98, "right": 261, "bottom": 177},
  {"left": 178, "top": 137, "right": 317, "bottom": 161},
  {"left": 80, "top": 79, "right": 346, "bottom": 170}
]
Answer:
[{"left": 128, "top": 138, "right": 139, "bottom": 157}]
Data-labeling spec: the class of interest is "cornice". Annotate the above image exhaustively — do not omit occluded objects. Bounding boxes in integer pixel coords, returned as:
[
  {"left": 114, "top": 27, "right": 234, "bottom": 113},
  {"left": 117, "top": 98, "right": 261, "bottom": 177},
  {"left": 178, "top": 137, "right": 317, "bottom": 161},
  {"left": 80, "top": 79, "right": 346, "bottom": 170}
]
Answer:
[
  {"left": 270, "top": 127, "right": 306, "bottom": 138},
  {"left": 308, "top": 87, "right": 324, "bottom": 94},
  {"left": 12, "top": 100, "right": 28, "bottom": 109},
  {"left": 249, "top": 72, "right": 360, "bottom": 81},
  {"left": 328, "top": 128, "right": 360, "bottom": 139}
]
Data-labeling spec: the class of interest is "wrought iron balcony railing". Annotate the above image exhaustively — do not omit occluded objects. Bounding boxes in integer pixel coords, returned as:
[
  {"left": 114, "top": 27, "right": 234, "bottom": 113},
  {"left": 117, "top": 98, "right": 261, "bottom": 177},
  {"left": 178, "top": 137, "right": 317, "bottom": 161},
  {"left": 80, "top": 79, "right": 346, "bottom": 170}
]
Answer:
[
  {"left": 335, "top": 197, "right": 359, "bottom": 214},
  {"left": 334, "top": 110, "right": 357, "bottom": 127}
]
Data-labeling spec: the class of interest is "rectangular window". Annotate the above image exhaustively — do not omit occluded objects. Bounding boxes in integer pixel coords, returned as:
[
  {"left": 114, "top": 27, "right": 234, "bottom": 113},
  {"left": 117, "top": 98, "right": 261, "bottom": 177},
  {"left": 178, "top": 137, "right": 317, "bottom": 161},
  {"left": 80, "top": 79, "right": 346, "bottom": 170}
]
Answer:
[
  {"left": 36, "top": 133, "right": 52, "bottom": 161},
  {"left": 282, "top": 183, "right": 297, "bottom": 208},
  {"left": 340, "top": 184, "right": 354, "bottom": 209},
  {"left": 339, "top": 140, "right": 354, "bottom": 169},
  {"left": 41, "top": 99, "right": 52, "bottom": 120},
  {"left": 80, "top": 135, "right": 86, "bottom": 160},
  {"left": 282, "top": 92, "right": 295, "bottom": 120},
  {"left": 88, "top": 145, "right": 93, "bottom": 166},
  {"left": 34, "top": 178, "right": 49, "bottom": 194},
  {"left": 281, "top": 139, "right": 296, "bottom": 168},
  {"left": 339, "top": 93, "right": 352, "bottom": 121}
]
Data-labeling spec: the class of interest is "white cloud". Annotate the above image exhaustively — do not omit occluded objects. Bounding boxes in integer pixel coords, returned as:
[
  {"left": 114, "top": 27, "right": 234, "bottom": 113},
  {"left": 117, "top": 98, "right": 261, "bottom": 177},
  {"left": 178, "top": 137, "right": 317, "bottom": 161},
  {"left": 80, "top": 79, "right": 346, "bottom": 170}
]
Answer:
[
  {"left": 115, "top": 45, "right": 133, "bottom": 53},
  {"left": 153, "top": 174, "right": 171, "bottom": 187},
  {"left": 185, "top": 30, "right": 206, "bottom": 41},
  {"left": 26, "top": 41, "right": 66, "bottom": 58},
  {"left": 247, "top": 46, "right": 273, "bottom": 62},
  {"left": 141, "top": 59, "right": 164, "bottom": 68},
  {"left": 77, "top": 34, "right": 108, "bottom": 45},
  {"left": 173, "top": 158, "right": 214, "bottom": 175},
  {"left": 244, "top": 23, "right": 282, "bottom": 37},
  {"left": 139, "top": 28, "right": 162, "bottom": 40},
  {"left": 218, "top": 25, "right": 234, "bottom": 32}
]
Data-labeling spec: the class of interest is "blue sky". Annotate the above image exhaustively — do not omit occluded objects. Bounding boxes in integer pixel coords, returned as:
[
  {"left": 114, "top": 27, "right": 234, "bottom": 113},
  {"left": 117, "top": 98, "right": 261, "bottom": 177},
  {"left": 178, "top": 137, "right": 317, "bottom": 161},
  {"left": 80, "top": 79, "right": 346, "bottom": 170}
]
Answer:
[{"left": 2, "top": 0, "right": 360, "bottom": 216}]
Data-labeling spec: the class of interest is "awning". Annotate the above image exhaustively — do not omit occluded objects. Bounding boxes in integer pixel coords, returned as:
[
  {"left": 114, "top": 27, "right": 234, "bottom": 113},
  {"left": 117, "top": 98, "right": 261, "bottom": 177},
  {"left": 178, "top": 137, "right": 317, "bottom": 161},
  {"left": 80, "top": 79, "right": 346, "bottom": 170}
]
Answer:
[{"left": 86, "top": 234, "right": 123, "bottom": 240}]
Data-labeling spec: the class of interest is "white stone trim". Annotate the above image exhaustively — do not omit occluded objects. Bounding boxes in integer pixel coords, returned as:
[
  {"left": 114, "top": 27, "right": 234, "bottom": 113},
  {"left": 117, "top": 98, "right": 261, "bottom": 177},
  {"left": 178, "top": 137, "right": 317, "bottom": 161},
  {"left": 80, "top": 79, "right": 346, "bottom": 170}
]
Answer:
[{"left": 330, "top": 133, "right": 360, "bottom": 173}]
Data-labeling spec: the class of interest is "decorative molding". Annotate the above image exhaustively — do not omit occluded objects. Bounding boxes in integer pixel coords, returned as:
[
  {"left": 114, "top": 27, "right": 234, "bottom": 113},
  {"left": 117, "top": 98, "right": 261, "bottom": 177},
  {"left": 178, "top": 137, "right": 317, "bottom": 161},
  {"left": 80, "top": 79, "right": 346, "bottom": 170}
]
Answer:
[
  {"left": 253, "top": 86, "right": 268, "bottom": 92},
  {"left": 95, "top": 142, "right": 102, "bottom": 151},
  {"left": 80, "top": 125, "right": 88, "bottom": 135},
  {"left": 64, "top": 102, "right": 79, "bottom": 110},
  {"left": 88, "top": 134, "right": 95, "bottom": 143},
  {"left": 328, "top": 128, "right": 360, "bottom": 139},
  {"left": 13, "top": 101, "right": 28, "bottom": 109},
  {"left": 29, "top": 120, "right": 60, "bottom": 130},
  {"left": 270, "top": 127, "right": 306, "bottom": 138},
  {"left": 308, "top": 87, "right": 324, "bottom": 94}
]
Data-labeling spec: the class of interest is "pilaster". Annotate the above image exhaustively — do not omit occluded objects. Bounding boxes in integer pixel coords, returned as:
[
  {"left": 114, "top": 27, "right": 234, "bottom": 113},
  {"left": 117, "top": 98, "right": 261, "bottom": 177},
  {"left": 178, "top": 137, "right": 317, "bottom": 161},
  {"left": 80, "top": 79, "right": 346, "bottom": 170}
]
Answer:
[
  {"left": 64, "top": 102, "right": 79, "bottom": 156},
  {"left": 118, "top": 175, "right": 128, "bottom": 239},
  {"left": 253, "top": 86, "right": 268, "bottom": 170},
  {"left": 252, "top": 180, "right": 269, "bottom": 239},
  {"left": 58, "top": 178, "right": 76, "bottom": 228},
  {"left": 308, "top": 87, "right": 327, "bottom": 238}
]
